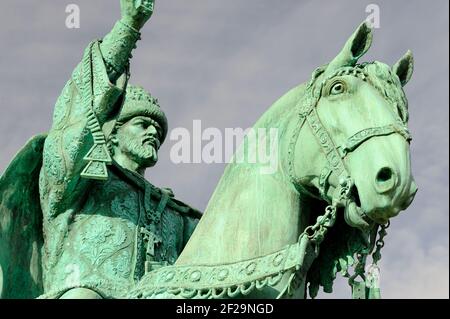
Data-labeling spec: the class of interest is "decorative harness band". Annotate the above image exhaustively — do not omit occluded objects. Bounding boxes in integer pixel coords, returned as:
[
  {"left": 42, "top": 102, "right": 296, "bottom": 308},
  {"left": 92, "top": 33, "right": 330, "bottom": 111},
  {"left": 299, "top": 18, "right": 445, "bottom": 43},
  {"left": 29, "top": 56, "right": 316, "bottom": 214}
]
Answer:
[
  {"left": 337, "top": 123, "right": 411, "bottom": 159},
  {"left": 127, "top": 233, "right": 316, "bottom": 299}
]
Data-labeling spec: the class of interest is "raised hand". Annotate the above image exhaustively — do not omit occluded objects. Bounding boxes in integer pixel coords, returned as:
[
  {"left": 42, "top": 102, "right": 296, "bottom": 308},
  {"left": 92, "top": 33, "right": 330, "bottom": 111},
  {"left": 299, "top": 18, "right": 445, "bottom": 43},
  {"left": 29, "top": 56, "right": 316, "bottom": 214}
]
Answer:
[{"left": 120, "top": 0, "right": 155, "bottom": 30}]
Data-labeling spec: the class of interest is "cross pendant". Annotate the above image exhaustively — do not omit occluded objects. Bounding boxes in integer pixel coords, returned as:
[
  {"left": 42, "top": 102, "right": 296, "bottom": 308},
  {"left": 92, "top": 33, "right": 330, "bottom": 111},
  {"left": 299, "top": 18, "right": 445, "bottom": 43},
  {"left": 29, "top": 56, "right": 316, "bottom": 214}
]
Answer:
[{"left": 140, "top": 227, "right": 161, "bottom": 257}]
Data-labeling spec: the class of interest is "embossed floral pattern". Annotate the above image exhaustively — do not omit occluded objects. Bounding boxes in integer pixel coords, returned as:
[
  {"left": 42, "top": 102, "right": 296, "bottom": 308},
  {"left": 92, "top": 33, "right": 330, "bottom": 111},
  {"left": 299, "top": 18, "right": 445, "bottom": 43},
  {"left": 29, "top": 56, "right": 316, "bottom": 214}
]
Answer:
[{"left": 79, "top": 218, "right": 128, "bottom": 266}]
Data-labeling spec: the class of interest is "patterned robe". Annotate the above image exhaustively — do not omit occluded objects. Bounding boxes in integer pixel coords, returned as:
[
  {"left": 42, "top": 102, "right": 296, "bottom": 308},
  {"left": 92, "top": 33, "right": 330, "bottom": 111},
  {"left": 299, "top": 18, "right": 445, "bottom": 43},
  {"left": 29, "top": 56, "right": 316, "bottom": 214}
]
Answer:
[{"left": 37, "top": 41, "right": 200, "bottom": 298}]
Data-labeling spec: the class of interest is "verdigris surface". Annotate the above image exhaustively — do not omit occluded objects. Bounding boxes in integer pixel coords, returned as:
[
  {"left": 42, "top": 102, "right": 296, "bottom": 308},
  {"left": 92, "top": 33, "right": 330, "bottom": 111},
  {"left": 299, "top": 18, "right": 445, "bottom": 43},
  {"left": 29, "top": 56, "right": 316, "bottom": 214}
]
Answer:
[
  {"left": 0, "top": 2, "right": 418, "bottom": 299},
  {"left": 128, "top": 22, "right": 418, "bottom": 299},
  {"left": 0, "top": 0, "right": 201, "bottom": 299}
]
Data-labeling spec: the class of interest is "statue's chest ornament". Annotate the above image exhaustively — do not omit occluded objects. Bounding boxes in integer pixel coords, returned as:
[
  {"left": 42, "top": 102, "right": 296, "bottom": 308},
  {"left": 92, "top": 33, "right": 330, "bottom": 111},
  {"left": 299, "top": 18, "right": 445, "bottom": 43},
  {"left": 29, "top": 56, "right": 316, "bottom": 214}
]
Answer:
[{"left": 140, "top": 185, "right": 173, "bottom": 269}]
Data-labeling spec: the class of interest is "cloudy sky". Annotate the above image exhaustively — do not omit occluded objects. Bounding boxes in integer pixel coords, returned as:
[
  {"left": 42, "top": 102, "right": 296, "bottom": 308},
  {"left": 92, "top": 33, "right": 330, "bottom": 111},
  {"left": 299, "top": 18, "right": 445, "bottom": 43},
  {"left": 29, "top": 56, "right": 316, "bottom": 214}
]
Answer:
[{"left": 0, "top": 0, "right": 448, "bottom": 299}]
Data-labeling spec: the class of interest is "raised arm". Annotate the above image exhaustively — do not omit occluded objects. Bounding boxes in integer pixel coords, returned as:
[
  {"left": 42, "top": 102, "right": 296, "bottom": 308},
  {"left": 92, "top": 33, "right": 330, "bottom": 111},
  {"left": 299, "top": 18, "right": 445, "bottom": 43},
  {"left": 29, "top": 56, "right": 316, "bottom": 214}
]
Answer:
[
  {"left": 101, "top": 0, "right": 155, "bottom": 83},
  {"left": 40, "top": 1, "right": 155, "bottom": 218}
]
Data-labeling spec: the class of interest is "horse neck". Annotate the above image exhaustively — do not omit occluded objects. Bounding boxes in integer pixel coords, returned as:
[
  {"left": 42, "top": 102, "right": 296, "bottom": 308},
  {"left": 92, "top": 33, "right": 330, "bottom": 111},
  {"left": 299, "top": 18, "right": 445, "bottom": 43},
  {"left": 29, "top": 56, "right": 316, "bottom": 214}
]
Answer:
[{"left": 177, "top": 83, "right": 310, "bottom": 265}]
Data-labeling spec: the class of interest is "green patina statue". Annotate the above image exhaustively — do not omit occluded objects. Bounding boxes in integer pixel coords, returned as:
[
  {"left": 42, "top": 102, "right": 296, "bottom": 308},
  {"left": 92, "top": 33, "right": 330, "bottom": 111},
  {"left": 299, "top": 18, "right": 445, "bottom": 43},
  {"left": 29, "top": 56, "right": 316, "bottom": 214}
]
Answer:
[
  {"left": 0, "top": 0, "right": 201, "bottom": 299},
  {"left": 128, "top": 22, "right": 418, "bottom": 299},
  {"left": 0, "top": 1, "right": 418, "bottom": 300}
]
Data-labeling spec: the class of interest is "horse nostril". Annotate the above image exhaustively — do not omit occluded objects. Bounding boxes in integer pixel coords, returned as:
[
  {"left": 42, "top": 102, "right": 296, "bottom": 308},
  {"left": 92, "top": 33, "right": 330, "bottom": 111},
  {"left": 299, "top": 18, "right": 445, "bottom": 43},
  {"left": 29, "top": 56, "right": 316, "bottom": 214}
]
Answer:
[
  {"left": 376, "top": 167, "right": 393, "bottom": 183},
  {"left": 375, "top": 167, "right": 396, "bottom": 193}
]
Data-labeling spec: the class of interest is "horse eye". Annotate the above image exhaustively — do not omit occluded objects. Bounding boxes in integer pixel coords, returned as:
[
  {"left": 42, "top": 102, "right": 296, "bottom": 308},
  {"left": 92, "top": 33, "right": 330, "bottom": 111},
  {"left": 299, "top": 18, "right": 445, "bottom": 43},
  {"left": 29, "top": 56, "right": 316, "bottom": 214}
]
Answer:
[{"left": 330, "top": 81, "right": 345, "bottom": 95}]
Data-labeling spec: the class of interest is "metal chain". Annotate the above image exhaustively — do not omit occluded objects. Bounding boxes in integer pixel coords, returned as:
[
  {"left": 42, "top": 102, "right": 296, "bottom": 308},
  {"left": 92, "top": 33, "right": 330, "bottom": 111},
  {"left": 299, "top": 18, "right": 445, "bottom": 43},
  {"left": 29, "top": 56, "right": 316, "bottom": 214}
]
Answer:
[
  {"left": 348, "top": 219, "right": 390, "bottom": 293},
  {"left": 298, "top": 174, "right": 391, "bottom": 297},
  {"left": 348, "top": 252, "right": 368, "bottom": 285},
  {"left": 372, "top": 221, "right": 390, "bottom": 264},
  {"left": 302, "top": 176, "right": 354, "bottom": 247}
]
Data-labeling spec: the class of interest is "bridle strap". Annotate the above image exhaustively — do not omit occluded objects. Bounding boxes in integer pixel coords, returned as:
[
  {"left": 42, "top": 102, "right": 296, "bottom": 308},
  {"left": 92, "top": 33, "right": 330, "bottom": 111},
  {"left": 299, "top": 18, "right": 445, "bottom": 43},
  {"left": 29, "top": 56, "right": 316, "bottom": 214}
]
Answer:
[
  {"left": 305, "top": 109, "right": 412, "bottom": 204},
  {"left": 287, "top": 82, "right": 350, "bottom": 201},
  {"left": 337, "top": 123, "right": 412, "bottom": 159},
  {"left": 306, "top": 107, "right": 347, "bottom": 177}
]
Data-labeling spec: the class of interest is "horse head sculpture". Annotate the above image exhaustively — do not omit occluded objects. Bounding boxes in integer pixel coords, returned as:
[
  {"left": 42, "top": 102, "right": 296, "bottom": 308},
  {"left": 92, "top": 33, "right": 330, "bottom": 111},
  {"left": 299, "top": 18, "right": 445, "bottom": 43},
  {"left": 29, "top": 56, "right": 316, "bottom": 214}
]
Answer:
[
  {"left": 299, "top": 22, "right": 417, "bottom": 227},
  {"left": 129, "top": 21, "right": 417, "bottom": 299}
]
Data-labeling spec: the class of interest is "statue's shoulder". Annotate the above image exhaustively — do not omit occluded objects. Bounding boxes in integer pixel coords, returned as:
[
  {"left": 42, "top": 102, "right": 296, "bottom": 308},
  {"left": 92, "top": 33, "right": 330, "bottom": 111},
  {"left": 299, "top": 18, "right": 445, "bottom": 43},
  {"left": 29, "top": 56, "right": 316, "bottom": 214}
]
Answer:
[
  {"left": 108, "top": 163, "right": 203, "bottom": 220},
  {"left": 154, "top": 186, "right": 202, "bottom": 220}
]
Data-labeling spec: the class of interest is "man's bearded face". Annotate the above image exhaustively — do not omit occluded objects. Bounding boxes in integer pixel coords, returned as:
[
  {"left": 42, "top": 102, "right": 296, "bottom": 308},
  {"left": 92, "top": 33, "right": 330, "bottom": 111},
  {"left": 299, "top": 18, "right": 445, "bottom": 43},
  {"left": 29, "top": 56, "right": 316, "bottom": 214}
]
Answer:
[{"left": 114, "top": 116, "right": 162, "bottom": 168}]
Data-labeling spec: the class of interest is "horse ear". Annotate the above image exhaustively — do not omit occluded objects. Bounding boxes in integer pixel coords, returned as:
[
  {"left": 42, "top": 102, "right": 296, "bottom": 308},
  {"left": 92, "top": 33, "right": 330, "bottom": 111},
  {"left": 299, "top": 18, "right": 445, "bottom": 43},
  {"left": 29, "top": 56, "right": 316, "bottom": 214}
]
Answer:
[
  {"left": 325, "top": 21, "right": 373, "bottom": 75},
  {"left": 393, "top": 50, "right": 414, "bottom": 86}
]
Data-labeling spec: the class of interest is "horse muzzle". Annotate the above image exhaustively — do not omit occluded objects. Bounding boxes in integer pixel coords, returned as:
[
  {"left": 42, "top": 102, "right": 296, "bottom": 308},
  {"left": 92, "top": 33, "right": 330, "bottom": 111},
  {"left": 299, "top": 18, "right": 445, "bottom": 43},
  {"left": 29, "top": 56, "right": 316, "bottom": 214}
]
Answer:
[
  {"left": 343, "top": 176, "right": 417, "bottom": 230},
  {"left": 362, "top": 179, "right": 418, "bottom": 225}
]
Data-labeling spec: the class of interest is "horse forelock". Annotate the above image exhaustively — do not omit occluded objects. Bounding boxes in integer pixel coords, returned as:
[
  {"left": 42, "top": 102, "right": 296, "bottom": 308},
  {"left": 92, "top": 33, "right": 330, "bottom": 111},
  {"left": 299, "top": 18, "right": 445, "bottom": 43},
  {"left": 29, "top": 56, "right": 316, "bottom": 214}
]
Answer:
[
  {"left": 362, "top": 62, "right": 409, "bottom": 123},
  {"left": 308, "top": 62, "right": 409, "bottom": 123}
]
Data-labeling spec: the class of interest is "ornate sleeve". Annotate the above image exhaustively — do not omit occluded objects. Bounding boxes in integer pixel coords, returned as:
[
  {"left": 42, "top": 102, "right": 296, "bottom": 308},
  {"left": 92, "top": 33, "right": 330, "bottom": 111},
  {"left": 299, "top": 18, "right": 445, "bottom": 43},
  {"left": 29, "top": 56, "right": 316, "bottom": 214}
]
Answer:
[
  {"left": 40, "top": 17, "right": 144, "bottom": 218},
  {"left": 100, "top": 20, "right": 141, "bottom": 83},
  {"left": 40, "top": 41, "right": 124, "bottom": 219}
]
